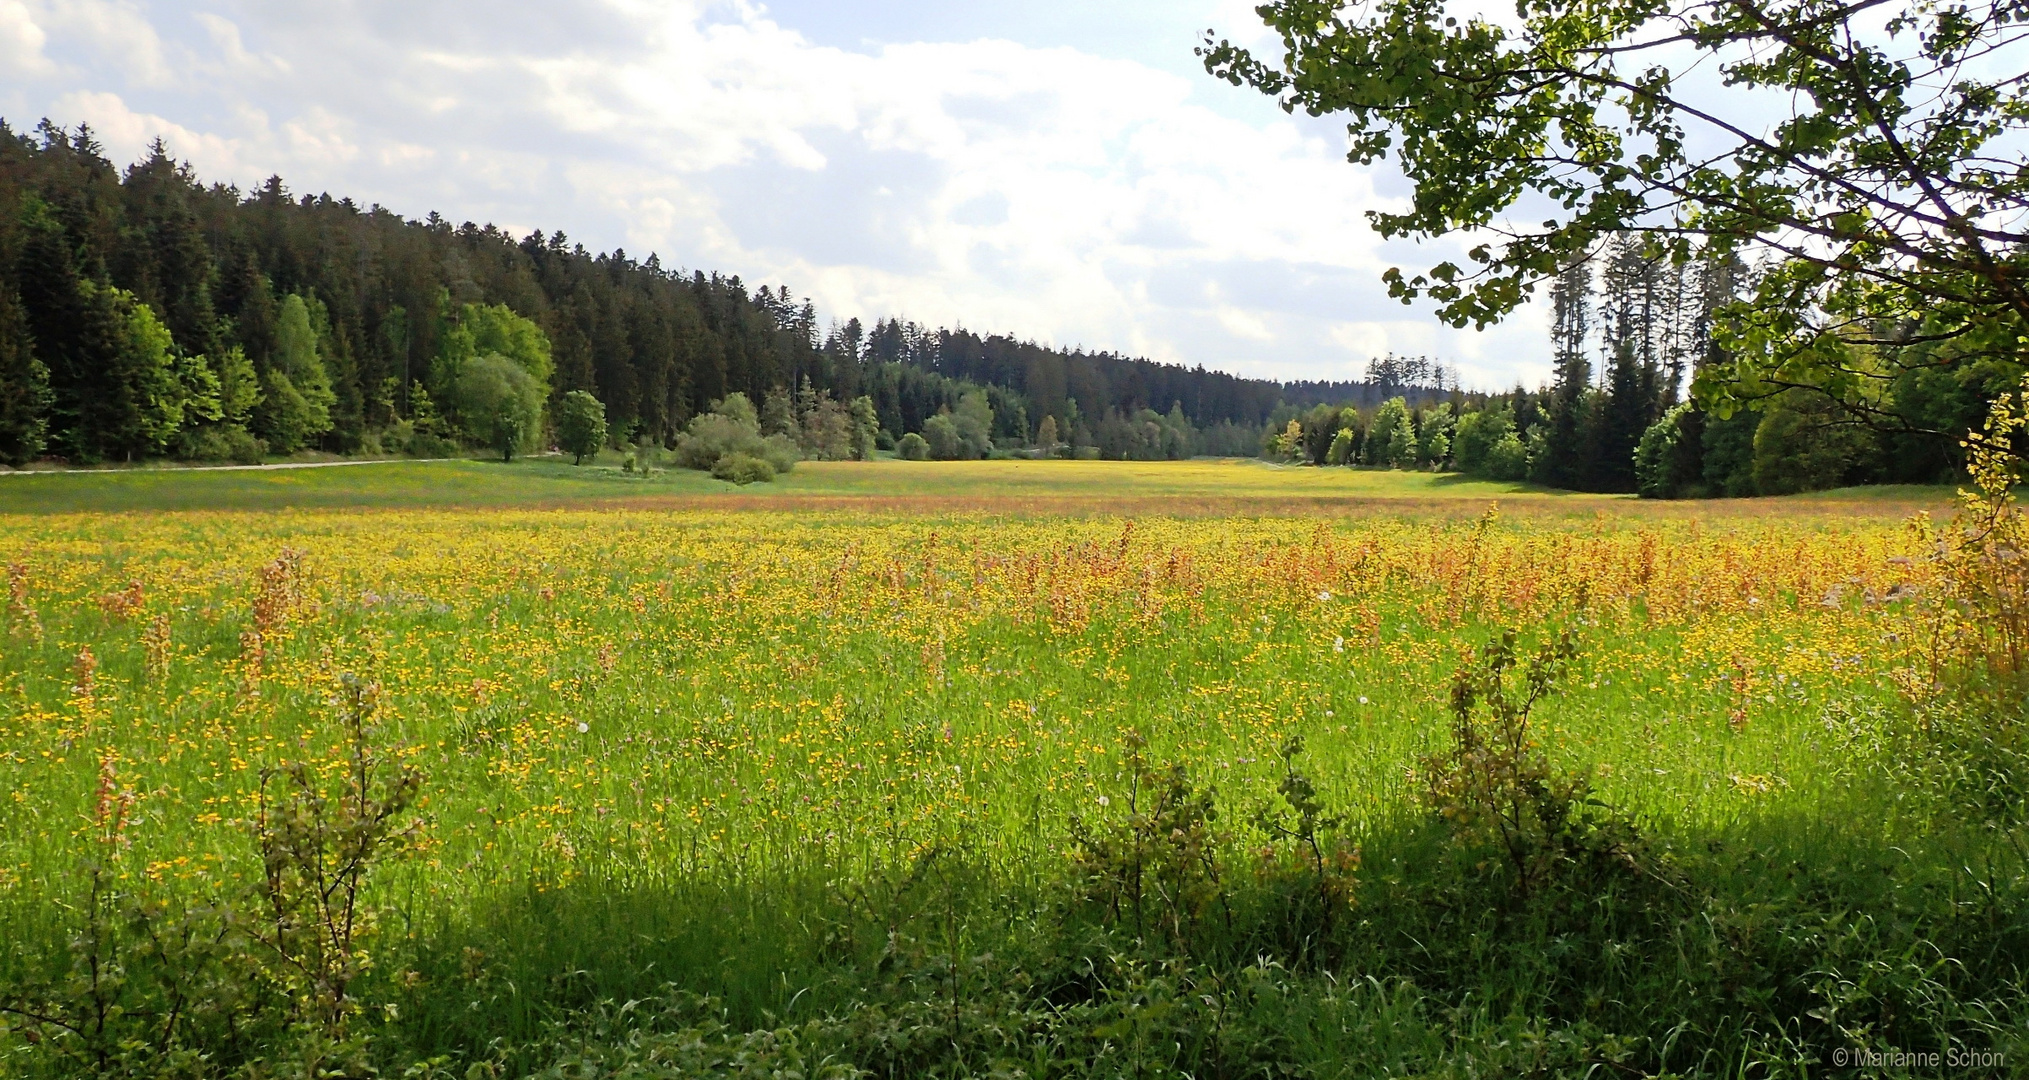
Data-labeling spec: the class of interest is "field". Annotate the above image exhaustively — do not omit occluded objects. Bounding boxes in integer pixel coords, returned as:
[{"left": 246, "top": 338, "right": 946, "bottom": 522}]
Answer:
[{"left": 1, "top": 461, "right": 2021, "bottom": 1078}]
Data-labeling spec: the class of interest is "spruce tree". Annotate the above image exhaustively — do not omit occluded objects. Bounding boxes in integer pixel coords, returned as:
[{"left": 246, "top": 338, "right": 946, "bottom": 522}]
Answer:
[
  {"left": 1597, "top": 344, "right": 1650, "bottom": 492},
  {"left": 0, "top": 282, "right": 50, "bottom": 465},
  {"left": 16, "top": 200, "right": 93, "bottom": 458},
  {"left": 1533, "top": 258, "right": 1593, "bottom": 488},
  {"left": 121, "top": 141, "right": 219, "bottom": 359},
  {"left": 63, "top": 282, "right": 187, "bottom": 462}
]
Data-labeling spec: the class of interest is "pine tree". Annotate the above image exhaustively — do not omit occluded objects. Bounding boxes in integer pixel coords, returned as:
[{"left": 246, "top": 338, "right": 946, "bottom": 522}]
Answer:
[
  {"left": 0, "top": 282, "right": 50, "bottom": 465},
  {"left": 1534, "top": 257, "right": 1594, "bottom": 488},
  {"left": 1596, "top": 343, "right": 1650, "bottom": 492},
  {"left": 120, "top": 140, "right": 219, "bottom": 359},
  {"left": 16, "top": 199, "right": 94, "bottom": 458}
]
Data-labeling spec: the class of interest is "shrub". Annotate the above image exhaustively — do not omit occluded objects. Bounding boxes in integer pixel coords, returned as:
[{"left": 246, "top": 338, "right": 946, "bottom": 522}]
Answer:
[
  {"left": 895, "top": 432, "right": 929, "bottom": 460},
  {"left": 404, "top": 429, "right": 459, "bottom": 459},
  {"left": 1483, "top": 431, "right": 1529, "bottom": 481},
  {"left": 1421, "top": 630, "right": 1651, "bottom": 896},
  {"left": 0, "top": 673, "right": 419, "bottom": 1075},
  {"left": 251, "top": 675, "right": 421, "bottom": 1033},
  {"left": 922, "top": 414, "right": 963, "bottom": 460},
  {"left": 674, "top": 394, "right": 799, "bottom": 476},
  {"left": 181, "top": 424, "right": 267, "bottom": 465},
  {"left": 711, "top": 452, "right": 776, "bottom": 485},
  {"left": 1894, "top": 379, "right": 2029, "bottom": 824},
  {"left": 1068, "top": 730, "right": 1229, "bottom": 954},
  {"left": 1251, "top": 735, "right": 1359, "bottom": 940}
]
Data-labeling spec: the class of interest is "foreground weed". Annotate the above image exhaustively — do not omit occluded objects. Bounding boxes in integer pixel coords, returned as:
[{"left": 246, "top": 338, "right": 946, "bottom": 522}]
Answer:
[
  {"left": 252, "top": 674, "right": 422, "bottom": 1036},
  {"left": 1422, "top": 630, "right": 1653, "bottom": 897},
  {"left": 1069, "top": 731, "right": 1230, "bottom": 954},
  {"left": 1250, "top": 735, "right": 1359, "bottom": 945}
]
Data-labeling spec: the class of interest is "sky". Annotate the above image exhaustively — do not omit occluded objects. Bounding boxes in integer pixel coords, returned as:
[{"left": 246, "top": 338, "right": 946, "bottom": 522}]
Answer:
[{"left": 0, "top": 0, "right": 1555, "bottom": 389}]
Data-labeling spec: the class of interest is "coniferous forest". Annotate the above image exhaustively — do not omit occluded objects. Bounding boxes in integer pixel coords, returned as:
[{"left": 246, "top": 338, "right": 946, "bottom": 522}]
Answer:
[
  {"left": 0, "top": 120, "right": 1408, "bottom": 471},
  {"left": 0, "top": 118, "right": 2005, "bottom": 492},
  {"left": 1267, "top": 232, "right": 2010, "bottom": 494}
]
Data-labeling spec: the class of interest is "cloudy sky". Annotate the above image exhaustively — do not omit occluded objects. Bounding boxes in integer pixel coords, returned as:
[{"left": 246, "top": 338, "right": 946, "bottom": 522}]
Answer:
[{"left": 0, "top": 0, "right": 1554, "bottom": 388}]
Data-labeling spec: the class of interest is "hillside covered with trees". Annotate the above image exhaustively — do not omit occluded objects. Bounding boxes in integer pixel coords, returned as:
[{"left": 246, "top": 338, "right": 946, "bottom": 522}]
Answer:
[
  {"left": 2, "top": 118, "right": 1998, "bottom": 492},
  {"left": 0, "top": 119, "right": 1463, "bottom": 471}
]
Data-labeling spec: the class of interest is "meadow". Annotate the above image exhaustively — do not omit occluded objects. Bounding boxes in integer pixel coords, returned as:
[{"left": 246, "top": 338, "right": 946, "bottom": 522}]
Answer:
[{"left": 0, "top": 461, "right": 2021, "bottom": 1078}]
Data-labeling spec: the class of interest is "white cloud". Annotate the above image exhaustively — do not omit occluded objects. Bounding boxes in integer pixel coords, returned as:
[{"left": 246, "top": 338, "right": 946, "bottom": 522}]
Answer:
[
  {"left": 191, "top": 12, "right": 287, "bottom": 77},
  {"left": 4, "top": 0, "right": 1552, "bottom": 388},
  {"left": 39, "top": 0, "right": 172, "bottom": 86},
  {"left": 0, "top": 0, "right": 55, "bottom": 77}
]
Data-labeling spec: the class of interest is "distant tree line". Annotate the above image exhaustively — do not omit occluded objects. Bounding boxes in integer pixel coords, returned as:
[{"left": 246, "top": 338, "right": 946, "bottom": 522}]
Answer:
[
  {"left": 1271, "top": 235, "right": 2004, "bottom": 496},
  {"left": 16, "top": 119, "right": 1966, "bottom": 490},
  {"left": 0, "top": 119, "right": 1464, "bottom": 471}
]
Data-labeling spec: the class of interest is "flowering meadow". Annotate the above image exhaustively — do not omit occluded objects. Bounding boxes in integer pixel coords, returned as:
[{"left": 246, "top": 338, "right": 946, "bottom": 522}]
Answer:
[{"left": 1, "top": 483, "right": 2020, "bottom": 1077}]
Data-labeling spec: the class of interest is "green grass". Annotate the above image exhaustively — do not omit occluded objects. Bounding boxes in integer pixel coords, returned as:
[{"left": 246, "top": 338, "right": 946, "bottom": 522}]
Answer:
[
  {"left": 0, "top": 454, "right": 1960, "bottom": 515},
  {"left": 0, "top": 463, "right": 2014, "bottom": 1079}
]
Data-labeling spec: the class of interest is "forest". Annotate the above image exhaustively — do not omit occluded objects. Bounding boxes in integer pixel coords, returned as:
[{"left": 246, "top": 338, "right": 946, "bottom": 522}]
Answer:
[
  {"left": 1272, "top": 236, "right": 2009, "bottom": 495},
  {"left": 0, "top": 117, "right": 2008, "bottom": 494},
  {"left": 0, "top": 119, "right": 1430, "bottom": 473}
]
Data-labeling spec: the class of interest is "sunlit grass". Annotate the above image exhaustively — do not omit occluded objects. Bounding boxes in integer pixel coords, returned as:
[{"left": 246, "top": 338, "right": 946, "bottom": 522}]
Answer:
[
  {"left": 1, "top": 463, "right": 1997, "bottom": 1073},
  {"left": 0, "top": 454, "right": 1957, "bottom": 515}
]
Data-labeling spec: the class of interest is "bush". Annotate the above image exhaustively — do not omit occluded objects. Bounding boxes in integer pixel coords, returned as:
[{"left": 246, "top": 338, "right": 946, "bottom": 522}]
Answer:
[
  {"left": 181, "top": 424, "right": 267, "bottom": 465},
  {"left": 1422, "top": 630, "right": 1653, "bottom": 896},
  {"left": 711, "top": 453, "right": 776, "bottom": 485},
  {"left": 922, "top": 414, "right": 963, "bottom": 459},
  {"left": 404, "top": 429, "right": 460, "bottom": 459},
  {"left": 1069, "top": 730, "right": 1228, "bottom": 953},
  {"left": 674, "top": 394, "right": 799, "bottom": 476},
  {"left": 895, "top": 432, "right": 929, "bottom": 460},
  {"left": 1483, "top": 431, "right": 1529, "bottom": 481}
]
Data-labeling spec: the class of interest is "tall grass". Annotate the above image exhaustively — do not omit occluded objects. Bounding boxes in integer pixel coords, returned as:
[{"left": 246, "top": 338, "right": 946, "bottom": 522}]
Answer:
[{"left": 0, "top": 492, "right": 2019, "bottom": 1076}]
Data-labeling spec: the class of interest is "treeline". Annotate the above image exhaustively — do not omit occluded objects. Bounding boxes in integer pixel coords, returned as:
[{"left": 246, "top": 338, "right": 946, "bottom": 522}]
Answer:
[
  {"left": 0, "top": 120, "right": 1454, "bottom": 469},
  {"left": 1271, "top": 235, "right": 2004, "bottom": 495},
  {"left": 1554, "top": 235, "right": 2004, "bottom": 496},
  {"left": 815, "top": 320, "right": 1455, "bottom": 460}
]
